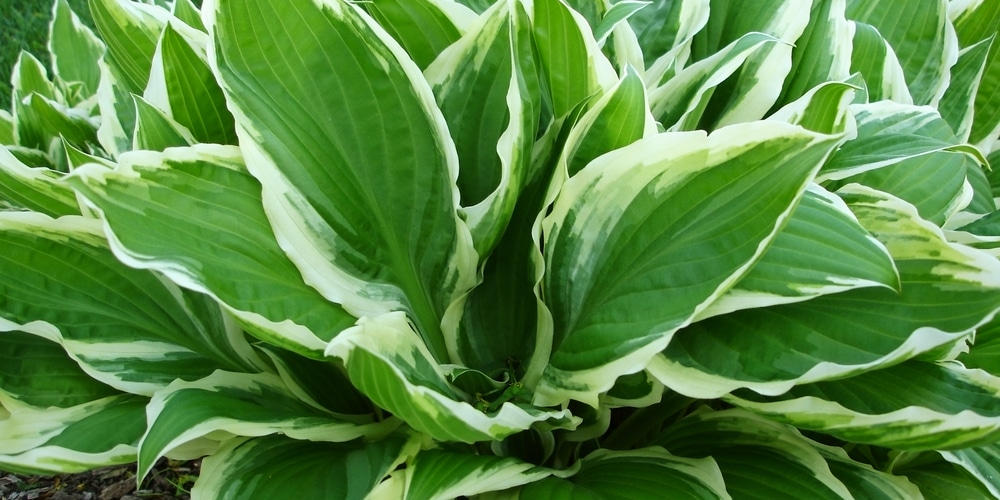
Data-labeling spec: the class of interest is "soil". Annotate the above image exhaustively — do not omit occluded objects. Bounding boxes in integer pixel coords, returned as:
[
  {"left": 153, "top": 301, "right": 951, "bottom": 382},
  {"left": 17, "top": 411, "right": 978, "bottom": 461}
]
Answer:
[{"left": 0, "top": 459, "right": 198, "bottom": 500}]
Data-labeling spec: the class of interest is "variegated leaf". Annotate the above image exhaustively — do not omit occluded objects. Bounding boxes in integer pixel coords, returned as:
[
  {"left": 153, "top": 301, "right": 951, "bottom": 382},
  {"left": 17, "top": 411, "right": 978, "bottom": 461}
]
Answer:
[
  {"left": 0, "top": 213, "right": 262, "bottom": 395},
  {"left": 729, "top": 360, "right": 1000, "bottom": 450},
  {"left": 519, "top": 448, "right": 731, "bottom": 499},
  {"left": 650, "top": 186, "right": 1000, "bottom": 399},
  {"left": 325, "top": 312, "right": 579, "bottom": 443},
  {"left": 191, "top": 434, "right": 415, "bottom": 500},
  {"left": 538, "top": 121, "right": 842, "bottom": 406},
  {"left": 846, "top": 0, "right": 957, "bottom": 106},
  {"left": 138, "top": 370, "right": 396, "bottom": 482},
  {"left": 69, "top": 146, "right": 357, "bottom": 359},
  {"left": 208, "top": 0, "right": 477, "bottom": 362}
]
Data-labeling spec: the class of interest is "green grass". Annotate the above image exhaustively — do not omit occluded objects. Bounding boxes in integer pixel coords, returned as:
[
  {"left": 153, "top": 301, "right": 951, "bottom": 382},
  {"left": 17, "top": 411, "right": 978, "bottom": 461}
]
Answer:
[{"left": 0, "top": 0, "right": 93, "bottom": 110}]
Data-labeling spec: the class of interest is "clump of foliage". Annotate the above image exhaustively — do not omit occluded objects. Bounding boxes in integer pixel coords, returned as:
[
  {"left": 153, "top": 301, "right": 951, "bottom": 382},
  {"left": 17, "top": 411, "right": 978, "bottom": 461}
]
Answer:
[
  {"left": 3, "top": 0, "right": 1000, "bottom": 497},
  {"left": 0, "top": 0, "right": 92, "bottom": 107}
]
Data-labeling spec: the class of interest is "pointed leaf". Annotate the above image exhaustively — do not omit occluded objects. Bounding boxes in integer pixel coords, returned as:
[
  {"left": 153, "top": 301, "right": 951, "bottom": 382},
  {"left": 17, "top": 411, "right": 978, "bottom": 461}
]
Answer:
[
  {"left": 849, "top": 21, "right": 913, "bottom": 104},
  {"left": 698, "top": 185, "right": 899, "bottom": 319},
  {"left": 846, "top": 0, "right": 957, "bottom": 106},
  {"left": 0, "top": 146, "right": 79, "bottom": 216},
  {"left": 730, "top": 360, "right": 1000, "bottom": 450},
  {"left": 952, "top": 0, "right": 1000, "bottom": 150},
  {"left": 939, "top": 36, "right": 993, "bottom": 142},
  {"left": 405, "top": 450, "right": 554, "bottom": 499},
  {"left": 89, "top": 0, "right": 168, "bottom": 93},
  {"left": 941, "top": 444, "right": 1000, "bottom": 498},
  {"left": 131, "top": 95, "right": 195, "bottom": 150},
  {"left": 0, "top": 213, "right": 261, "bottom": 395},
  {"left": 538, "top": 121, "right": 842, "bottom": 406},
  {"left": 138, "top": 370, "right": 395, "bottom": 482},
  {"left": 0, "top": 394, "right": 145, "bottom": 475},
  {"left": 656, "top": 409, "right": 853, "bottom": 499},
  {"left": 532, "top": 0, "right": 617, "bottom": 118},
  {"left": 192, "top": 434, "right": 414, "bottom": 500},
  {"left": 648, "top": 32, "right": 779, "bottom": 131},
  {"left": 209, "top": 0, "right": 477, "bottom": 362},
  {"left": 49, "top": 0, "right": 105, "bottom": 97},
  {"left": 651, "top": 186, "right": 1000, "bottom": 399},
  {"left": 145, "top": 23, "right": 236, "bottom": 145},
  {"left": 69, "top": 146, "right": 358, "bottom": 359},
  {"left": 362, "top": 0, "right": 476, "bottom": 70},
  {"left": 424, "top": 1, "right": 538, "bottom": 257},
  {"left": 772, "top": 0, "right": 853, "bottom": 110}
]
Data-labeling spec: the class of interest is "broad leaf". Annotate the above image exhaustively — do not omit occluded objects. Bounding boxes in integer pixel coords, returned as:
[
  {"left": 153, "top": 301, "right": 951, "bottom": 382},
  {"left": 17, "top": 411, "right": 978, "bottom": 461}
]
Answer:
[
  {"left": 656, "top": 409, "right": 854, "bottom": 499},
  {"left": 651, "top": 186, "right": 1000, "bottom": 398},
  {"left": 191, "top": 434, "right": 414, "bottom": 500},
  {"left": 538, "top": 121, "right": 842, "bottom": 406},
  {"left": 730, "top": 360, "right": 1000, "bottom": 450},
  {"left": 0, "top": 394, "right": 145, "bottom": 475},
  {"left": 69, "top": 146, "right": 358, "bottom": 359},
  {"left": 405, "top": 449, "right": 554, "bottom": 499},
  {"left": 0, "top": 213, "right": 262, "bottom": 395},
  {"left": 520, "top": 448, "right": 731, "bottom": 500},
  {"left": 846, "top": 0, "right": 957, "bottom": 106},
  {"left": 208, "top": 0, "right": 478, "bottom": 362},
  {"left": 362, "top": 0, "right": 477, "bottom": 70},
  {"left": 138, "top": 370, "right": 396, "bottom": 482},
  {"left": 0, "top": 146, "right": 79, "bottom": 216},
  {"left": 49, "top": 0, "right": 105, "bottom": 97}
]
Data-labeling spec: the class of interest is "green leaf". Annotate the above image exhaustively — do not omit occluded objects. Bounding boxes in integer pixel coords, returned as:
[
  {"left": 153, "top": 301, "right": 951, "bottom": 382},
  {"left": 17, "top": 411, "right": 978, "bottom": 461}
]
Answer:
[
  {"left": 424, "top": 1, "right": 538, "bottom": 257},
  {"left": 520, "top": 448, "right": 730, "bottom": 500},
  {"left": 959, "top": 315, "right": 1000, "bottom": 376},
  {"left": 771, "top": 0, "right": 853, "bottom": 110},
  {"left": 688, "top": 0, "right": 812, "bottom": 128},
  {"left": 88, "top": 0, "right": 168, "bottom": 94},
  {"left": 848, "top": 21, "right": 914, "bottom": 104},
  {"left": 145, "top": 23, "right": 236, "bottom": 145},
  {"left": 648, "top": 32, "right": 779, "bottom": 131},
  {"left": 0, "top": 109, "right": 14, "bottom": 144},
  {"left": 172, "top": 0, "right": 206, "bottom": 32},
  {"left": 138, "top": 370, "right": 396, "bottom": 482},
  {"left": 939, "top": 36, "right": 993, "bottom": 142},
  {"left": 0, "top": 213, "right": 262, "bottom": 395},
  {"left": 0, "top": 331, "right": 119, "bottom": 408},
  {"left": 362, "top": 0, "right": 475, "bottom": 70},
  {"left": 21, "top": 93, "right": 99, "bottom": 151},
  {"left": 405, "top": 449, "right": 554, "bottom": 499},
  {"left": 628, "top": 0, "right": 710, "bottom": 69},
  {"left": 899, "top": 453, "right": 996, "bottom": 499},
  {"left": 131, "top": 95, "right": 195, "bottom": 150},
  {"left": 698, "top": 185, "right": 899, "bottom": 320},
  {"left": 846, "top": 0, "right": 956, "bottom": 106},
  {"left": 325, "top": 312, "right": 578, "bottom": 443},
  {"left": 209, "top": 0, "right": 478, "bottom": 362},
  {"left": 48, "top": 0, "right": 105, "bottom": 97},
  {"left": 730, "top": 360, "right": 1000, "bottom": 450},
  {"left": 532, "top": 0, "right": 617, "bottom": 118},
  {"left": 69, "top": 146, "right": 357, "bottom": 359},
  {"left": 656, "top": 409, "right": 853, "bottom": 499},
  {"left": 95, "top": 59, "right": 137, "bottom": 158},
  {"left": 651, "top": 186, "right": 1000, "bottom": 398},
  {"left": 538, "top": 121, "right": 842, "bottom": 406},
  {"left": 192, "top": 434, "right": 414, "bottom": 500},
  {"left": 561, "top": 65, "right": 655, "bottom": 177},
  {"left": 593, "top": 2, "right": 650, "bottom": 44},
  {"left": 820, "top": 101, "right": 985, "bottom": 184},
  {"left": 952, "top": 0, "right": 1000, "bottom": 150},
  {"left": 941, "top": 443, "right": 1000, "bottom": 498},
  {"left": 0, "top": 145, "right": 79, "bottom": 216},
  {"left": 812, "top": 443, "right": 923, "bottom": 499},
  {"left": 0, "top": 394, "right": 145, "bottom": 475}
]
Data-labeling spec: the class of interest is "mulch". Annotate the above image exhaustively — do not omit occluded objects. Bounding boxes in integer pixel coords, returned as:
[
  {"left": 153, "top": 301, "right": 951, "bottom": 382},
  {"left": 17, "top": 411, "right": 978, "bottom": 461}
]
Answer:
[{"left": 0, "top": 459, "right": 198, "bottom": 500}]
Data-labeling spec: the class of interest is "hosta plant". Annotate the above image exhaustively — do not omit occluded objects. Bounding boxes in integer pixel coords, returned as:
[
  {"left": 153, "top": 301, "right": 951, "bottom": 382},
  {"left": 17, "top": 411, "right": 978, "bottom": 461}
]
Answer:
[{"left": 5, "top": 0, "right": 1000, "bottom": 497}]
